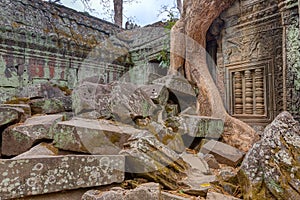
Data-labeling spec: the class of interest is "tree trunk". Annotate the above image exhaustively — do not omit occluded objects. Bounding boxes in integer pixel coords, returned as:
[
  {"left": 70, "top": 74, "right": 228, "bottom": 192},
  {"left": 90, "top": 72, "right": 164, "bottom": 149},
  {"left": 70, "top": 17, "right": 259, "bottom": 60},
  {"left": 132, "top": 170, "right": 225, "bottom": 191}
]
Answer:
[
  {"left": 114, "top": 0, "right": 123, "bottom": 27},
  {"left": 170, "top": 0, "right": 259, "bottom": 152},
  {"left": 176, "top": 0, "right": 183, "bottom": 14}
]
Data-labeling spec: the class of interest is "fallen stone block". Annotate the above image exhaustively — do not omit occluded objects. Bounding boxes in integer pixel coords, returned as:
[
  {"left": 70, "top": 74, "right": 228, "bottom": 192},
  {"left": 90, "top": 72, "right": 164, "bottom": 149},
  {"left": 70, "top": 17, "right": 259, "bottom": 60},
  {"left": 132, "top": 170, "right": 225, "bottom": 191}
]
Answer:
[
  {"left": 146, "top": 121, "right": 185, "bottom": 153},
  {"left": 2, "top": 114, "right": 64, "bottom": 156},
  {"left": 18, "top": 82, "right": 66, "bottom": 99},
  {"left": 180, "top": 152, "right": 210, "bottom": 175},
  {"left": 0, "top": 104, "right": 31, "bottom": 118},
  {"left": 202, "top": 153, "right": 220, "bottom": 169},
  {"left": 160, "top": 191, "right": 191, "bottom": 200},
  {"left": 13, "top": 143, "right": 59, "bottom": 159},
  {"left": 180, "top": 153, "right": 217, "bottom": 196},
  {"left": 153, "top": 75, "right": 197, "bottom": 111},
  {"left": 30, "top": 97, "right": 70, "bottom": 115},
  {"left": 0, "top": 107, "right": 25, "bottom": 129},
  {"left": 239, "top": 112, "right": 300, "bottom": 200},
  {"left": 72, "top": 82, "right": 113, "bottom": 118},
  {"left": 200, "top": 140, "right": 245, "bottom": 167},
  {"left": 120, "top": 131, "right": 190, "bottom": 190},
  {"left": 53, "top": 118, "right": 141, "bottom": 154},
  {"left": 167, "top": 115, "right": 224, "bottom": 138},
  {"left": 139, "top": 84, "right": 169, "bottom": 105},
  {"left": 0, "top": 155, "right": 125, "bottom": 199},
  {"left": 110, "top": 83, "right": 158, "bottom": 123},
  {"left": 121, "top": 132, "right": 217, "bottom": 196},
  {"left": 82, "top": 182, "right": 160, "bottom": 200},
  {"left": 206, "top": 192, "right": 241, "bottom": 200}
]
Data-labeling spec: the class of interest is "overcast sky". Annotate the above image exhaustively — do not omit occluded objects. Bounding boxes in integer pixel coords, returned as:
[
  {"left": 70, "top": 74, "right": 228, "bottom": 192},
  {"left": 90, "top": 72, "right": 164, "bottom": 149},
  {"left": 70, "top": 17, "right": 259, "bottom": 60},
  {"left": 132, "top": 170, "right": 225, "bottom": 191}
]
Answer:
[{"left": 59, "top": 0, "right": 178, "bottom": 27}]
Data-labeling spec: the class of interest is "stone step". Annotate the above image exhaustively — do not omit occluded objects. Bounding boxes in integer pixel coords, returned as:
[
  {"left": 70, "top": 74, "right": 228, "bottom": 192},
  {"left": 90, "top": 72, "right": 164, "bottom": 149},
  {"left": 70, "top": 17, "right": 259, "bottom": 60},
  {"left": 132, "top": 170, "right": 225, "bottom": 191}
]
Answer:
[{"left": 0, "top": 155, "right": 125, "bottom": 199}]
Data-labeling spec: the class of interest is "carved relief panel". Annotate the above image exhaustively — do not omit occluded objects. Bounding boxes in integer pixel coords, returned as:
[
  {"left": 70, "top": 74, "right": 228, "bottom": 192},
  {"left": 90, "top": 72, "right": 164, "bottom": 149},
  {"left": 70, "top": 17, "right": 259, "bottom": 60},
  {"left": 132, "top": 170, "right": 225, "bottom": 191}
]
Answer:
[{"left": 216, "top": 0, "right": 283, "bottom": 125}]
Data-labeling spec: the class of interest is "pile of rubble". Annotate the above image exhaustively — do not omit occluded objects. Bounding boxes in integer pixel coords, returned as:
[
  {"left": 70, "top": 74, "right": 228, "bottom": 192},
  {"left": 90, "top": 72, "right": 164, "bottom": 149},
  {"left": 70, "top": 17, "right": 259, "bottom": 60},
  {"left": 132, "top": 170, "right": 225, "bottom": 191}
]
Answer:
[{"left": 0, "top": 74, "right": 299, "bottom": 200}]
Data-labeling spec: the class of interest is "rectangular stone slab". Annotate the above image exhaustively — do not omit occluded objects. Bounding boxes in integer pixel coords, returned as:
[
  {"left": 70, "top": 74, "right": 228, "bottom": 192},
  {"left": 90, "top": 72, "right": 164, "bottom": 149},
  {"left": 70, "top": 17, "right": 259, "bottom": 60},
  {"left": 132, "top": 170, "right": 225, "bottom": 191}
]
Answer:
[
  {"left": 200, "top": 140, "right": 245, "bottom": 167},
  {"left": 0, "top": 155, "right": 125, "bottom": 199},
  {"left": 53, "top": 118, "right": 141, "bottom": 154}
]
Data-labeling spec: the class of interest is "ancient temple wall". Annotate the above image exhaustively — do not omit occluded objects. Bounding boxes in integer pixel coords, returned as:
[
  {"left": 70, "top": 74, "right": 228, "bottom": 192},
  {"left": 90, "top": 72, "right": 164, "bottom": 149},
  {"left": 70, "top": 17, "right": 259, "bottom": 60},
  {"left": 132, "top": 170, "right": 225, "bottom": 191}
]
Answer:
[
  {"left": 0, "top": 0, "right": 129, "bottom": 102},
  {"left": 279, "top": 0, "right": 300, "bottom": 121},
  {"left": 215, "top": 0, "right": 285, "bottom": 127}
]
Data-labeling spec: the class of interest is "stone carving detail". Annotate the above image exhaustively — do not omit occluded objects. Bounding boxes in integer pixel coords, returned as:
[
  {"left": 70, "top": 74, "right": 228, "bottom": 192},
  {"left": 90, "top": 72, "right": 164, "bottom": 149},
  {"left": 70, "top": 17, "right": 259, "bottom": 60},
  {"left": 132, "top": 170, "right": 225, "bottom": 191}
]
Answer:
[
  {"left": 254, "top": 69, "right": 265, "bottom": 115},
  {"left": 214, "top": 0, "right": 284, "bottom": 125},
  {"left": 234, "top": 72, "right": 243, "bottom": 114},
  {"left": 232, "top": 68, "right": 265, "bottom": 116},
  {"left": 245, "top": 70, "right": 253, "bottom": 114}
]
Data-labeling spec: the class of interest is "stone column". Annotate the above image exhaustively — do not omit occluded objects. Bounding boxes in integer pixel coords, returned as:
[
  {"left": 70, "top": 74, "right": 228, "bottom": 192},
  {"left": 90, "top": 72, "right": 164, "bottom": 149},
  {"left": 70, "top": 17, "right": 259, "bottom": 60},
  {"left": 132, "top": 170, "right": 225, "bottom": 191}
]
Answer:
[{"left": 279, "top": 0, "right": 300, "bottom": 121}]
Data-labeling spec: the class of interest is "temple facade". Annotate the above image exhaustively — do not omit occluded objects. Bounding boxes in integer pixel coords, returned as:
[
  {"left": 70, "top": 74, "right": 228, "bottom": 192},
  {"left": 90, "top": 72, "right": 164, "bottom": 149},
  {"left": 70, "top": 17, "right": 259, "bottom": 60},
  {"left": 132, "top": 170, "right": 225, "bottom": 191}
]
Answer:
[{"left": 207, "top": 0, "right": 300, "bottom": 129}]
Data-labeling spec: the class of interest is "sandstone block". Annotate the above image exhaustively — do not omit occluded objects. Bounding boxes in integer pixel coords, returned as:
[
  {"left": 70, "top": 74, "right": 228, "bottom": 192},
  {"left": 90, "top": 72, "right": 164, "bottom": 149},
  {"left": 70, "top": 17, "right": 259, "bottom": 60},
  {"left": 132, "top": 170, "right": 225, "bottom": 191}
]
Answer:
[
  {"left": 13, "top": 143, "right": 59, "bottom": 159},
  {"left": 30, "top": 97, "right": 70, "bottom": 115},
  {"left": 0, "top": 104, "right": 31, "bottom": 118},
  {"left": 239, "top": 112, "right": 300, "bottom": 200},
  {"left": 19, "top": 82, "right": 65, "bottom": 99},
  {"left": 0, "top": 107, "right": 25, "bottom": 129},
  {"left": 200, "top": 140, "right": 245, "bottom": 167},
  {"left": 206, "top": 192, "right": 241, "bottom": 200},
  {"left": 139, "top": 84, "right": 169, "bottom": 105},
  {"left": 82, "top": 183, "right": 160, "bottom": 200},
  {"left": 167, "top": 115, "right": 224, "bottom": 138},
  {"left": 2, "top": 114, "right": 64, "bottom": 156},
  {"left": 72, "top": 82, "right": 112, "bottom": 118},
  {"left": 153, "top": 75, "right": 197, "bottom": 111},
  {"left": 0, "top": 155, "right": 125, "bottom": 199},
  {"left": 53, "top": 118, "right": 141, "bottom": 154}
]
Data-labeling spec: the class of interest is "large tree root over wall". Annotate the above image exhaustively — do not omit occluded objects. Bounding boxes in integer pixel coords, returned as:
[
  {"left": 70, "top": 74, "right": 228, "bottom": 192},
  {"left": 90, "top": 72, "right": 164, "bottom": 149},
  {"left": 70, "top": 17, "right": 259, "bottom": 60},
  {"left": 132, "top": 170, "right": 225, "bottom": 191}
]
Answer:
[{"left": 169, "top": 0, "right": 259, "bottom": 152}]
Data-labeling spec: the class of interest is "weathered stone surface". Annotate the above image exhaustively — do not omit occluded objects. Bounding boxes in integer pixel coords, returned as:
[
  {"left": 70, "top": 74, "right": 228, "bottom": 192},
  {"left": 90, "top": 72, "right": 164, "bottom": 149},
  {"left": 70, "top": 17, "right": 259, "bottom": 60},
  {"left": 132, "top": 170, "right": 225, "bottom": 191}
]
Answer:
[
  {"left": 13, "top": 143, "right": 58, "bottom": 159},
  {"left": 110, "top": 83, "right": 158, "bottom": 123},
  {"left": 82, "top": 182, "right": 160, "bottom": 200},
  {"left": 167, "top": 115, "right": 224, "bottom": 138},
  {"left": 72, "top": 82, "right": 113, "bottom": 118},
  {"left": 2, "top": 114, "right": 64, "bottom": 156},
  {"left": 180, "top": 152, "right": 210, "bottom": 175},
  {"left": 160, "top": 191, "right": 191, "bottom": 200},
  {"left": 238, "top": 112, "right": 300, "bottom": 200},
  {"left": 139, "top": 84, "right": 169, "bottom": 105},
  {"left": 200, "top": 140, "right": 245, "bottom": 167},
  {"left": 202, "top": 153, "right": 220, "bottom": 169},
  {"left": 30, "top": 97, "right": 71, "bottom": 115},
  {"left": 0, "top": 104, "right": 31, "bottom": 118},
  {"left": 180, "top": 153, "right": 217, "bottom": 196},
  {"left": 0, "top": 107, "right": 25, "bottom": 129},
  {"left": 206, "top": 192, "right": 241, "bottom": 200},
  {"left": 153, "top": 75, "right": 197, "bottom": 111},
  {"left": 53, "top": 118, "right": 141, "bottom": 154},
  {"left": 146, "top": 121, "right": 185, "bottom": 153},
  {"left": 0, "top": 155, "right": 125, "bottom": 199},
  {"left": 120, "top": 131, "right": 190, "bottom": 190},
  {"left": 19, "top": 83, "right": 66, "bottom": 99}
]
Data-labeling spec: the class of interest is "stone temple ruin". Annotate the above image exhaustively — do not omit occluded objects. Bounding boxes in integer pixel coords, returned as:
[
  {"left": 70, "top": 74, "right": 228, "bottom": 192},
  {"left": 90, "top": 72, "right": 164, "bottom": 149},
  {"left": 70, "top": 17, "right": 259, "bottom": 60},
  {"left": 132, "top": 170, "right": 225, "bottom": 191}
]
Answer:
[{"left": 0, "top": 0, "right": 300, "bottom": 199}]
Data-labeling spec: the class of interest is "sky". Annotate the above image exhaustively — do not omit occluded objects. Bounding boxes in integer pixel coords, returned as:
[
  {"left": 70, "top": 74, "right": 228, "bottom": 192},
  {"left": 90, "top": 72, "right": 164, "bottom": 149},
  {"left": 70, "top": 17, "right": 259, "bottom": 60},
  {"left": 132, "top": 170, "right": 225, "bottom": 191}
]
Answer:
[{"left": 59, "top": 0, "right": 179, "bottom": 27}]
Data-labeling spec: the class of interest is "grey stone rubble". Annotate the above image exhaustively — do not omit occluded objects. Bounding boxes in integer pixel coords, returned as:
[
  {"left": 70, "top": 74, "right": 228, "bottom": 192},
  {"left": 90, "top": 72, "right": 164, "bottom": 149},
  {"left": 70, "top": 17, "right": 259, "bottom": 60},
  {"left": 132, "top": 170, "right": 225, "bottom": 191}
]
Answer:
[
  {"left": 0, "top": 73, "right": 257, "bottom": 200},
  {"left": 2, "top": 114, "right": 64, "bottom": 156}
]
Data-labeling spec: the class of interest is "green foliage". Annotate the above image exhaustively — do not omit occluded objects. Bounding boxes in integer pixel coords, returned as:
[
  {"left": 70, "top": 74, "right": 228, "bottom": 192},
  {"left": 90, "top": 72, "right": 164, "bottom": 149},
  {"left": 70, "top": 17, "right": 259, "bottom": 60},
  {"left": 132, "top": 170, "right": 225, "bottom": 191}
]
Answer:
[{"left": 157, "top": 11, "right": 177, "bottom": 69}]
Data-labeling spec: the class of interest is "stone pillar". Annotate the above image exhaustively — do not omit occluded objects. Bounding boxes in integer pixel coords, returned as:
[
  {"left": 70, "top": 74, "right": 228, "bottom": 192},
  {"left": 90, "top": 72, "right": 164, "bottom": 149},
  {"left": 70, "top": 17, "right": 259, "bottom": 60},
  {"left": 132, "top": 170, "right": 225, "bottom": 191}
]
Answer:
[{"left": 279, "top": 0, "right": 300, "bottom": 121}]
